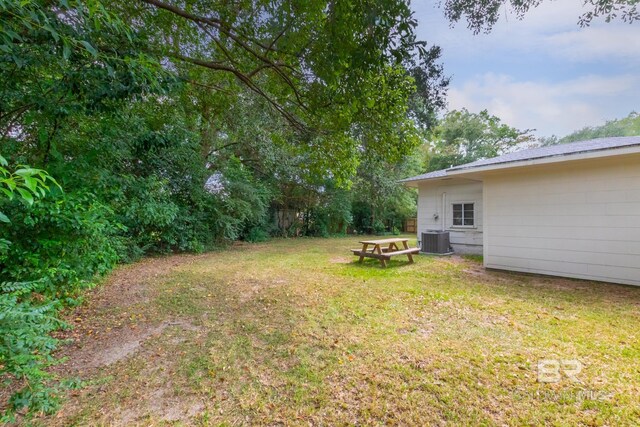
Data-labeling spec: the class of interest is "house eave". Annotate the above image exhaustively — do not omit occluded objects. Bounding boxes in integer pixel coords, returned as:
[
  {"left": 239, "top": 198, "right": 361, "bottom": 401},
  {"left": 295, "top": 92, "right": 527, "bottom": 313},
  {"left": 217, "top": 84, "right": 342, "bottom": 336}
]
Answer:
[{"left": 400, "top": 176, "right": 449, "bottom": 188}]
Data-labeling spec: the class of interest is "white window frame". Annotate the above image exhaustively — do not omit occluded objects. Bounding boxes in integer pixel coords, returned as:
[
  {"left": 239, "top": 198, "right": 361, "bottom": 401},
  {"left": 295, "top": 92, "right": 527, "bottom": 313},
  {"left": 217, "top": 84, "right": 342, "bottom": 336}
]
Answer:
[{"left": 451, "top": 202, "right": 475, "bottom": 228}]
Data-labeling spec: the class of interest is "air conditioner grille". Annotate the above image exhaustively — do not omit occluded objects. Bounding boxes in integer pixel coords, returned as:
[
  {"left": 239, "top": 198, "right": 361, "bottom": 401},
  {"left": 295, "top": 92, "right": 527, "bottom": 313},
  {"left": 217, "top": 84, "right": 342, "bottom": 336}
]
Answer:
[{"left": 421, "top": 231, "right": 451, "bottom": 254}]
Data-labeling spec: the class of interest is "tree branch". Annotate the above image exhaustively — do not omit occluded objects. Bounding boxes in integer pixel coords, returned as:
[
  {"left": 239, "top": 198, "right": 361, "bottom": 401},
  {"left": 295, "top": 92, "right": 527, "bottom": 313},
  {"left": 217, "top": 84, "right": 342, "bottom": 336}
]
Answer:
[
  {"left": 140, "top": 0, "right": 310, "bottom": 125},
  {"left": 170, "top": 52, "right": 307, "bottom": 132}
]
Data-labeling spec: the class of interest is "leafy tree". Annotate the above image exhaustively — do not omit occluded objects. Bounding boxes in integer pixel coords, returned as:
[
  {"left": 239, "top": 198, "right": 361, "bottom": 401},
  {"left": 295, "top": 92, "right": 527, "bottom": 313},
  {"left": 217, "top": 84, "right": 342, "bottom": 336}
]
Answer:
[
  {"left": 425, "top": 109, "right": 534, "bottom": 171},
  {"left": 351, "top": 149, "right": 424, "bottom": 233},
  {"left": 107, "top": 0, "right": 433, "bottom": 179},
  {"left": 541, "top": 111, "right": 640, "bottom": 146},
  {"left": 407, "top": 47, "right": 450, "bottom": 132},
  {"left": 442, "top": 0, "right": 639, "bottom": 34},
  {"left": 0, "top": 0, "right": 166, "bottom": 165},
  {"left": 0, "top": 156, "right": 59, "bottom": 231}
]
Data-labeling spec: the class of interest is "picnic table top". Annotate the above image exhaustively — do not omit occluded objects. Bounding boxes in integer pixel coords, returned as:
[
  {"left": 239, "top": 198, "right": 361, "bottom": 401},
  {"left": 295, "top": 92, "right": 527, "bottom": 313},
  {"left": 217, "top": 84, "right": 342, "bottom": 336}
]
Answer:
[{"left": 358, "top": 237, "right": 409, "bottom": 245}]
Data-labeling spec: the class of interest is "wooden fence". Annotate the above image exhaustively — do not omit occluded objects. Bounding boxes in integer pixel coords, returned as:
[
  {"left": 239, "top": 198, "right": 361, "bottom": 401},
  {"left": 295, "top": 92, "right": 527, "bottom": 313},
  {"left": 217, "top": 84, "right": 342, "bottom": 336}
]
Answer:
[{"left": 404, "top": 218, "right": 417, "bottom": 233}]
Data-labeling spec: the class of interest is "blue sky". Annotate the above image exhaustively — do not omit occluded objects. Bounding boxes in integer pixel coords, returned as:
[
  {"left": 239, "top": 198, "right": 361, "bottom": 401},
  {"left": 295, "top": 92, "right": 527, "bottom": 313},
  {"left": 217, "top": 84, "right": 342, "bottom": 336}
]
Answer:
[{"left": 412, "top": 0, "right": 640, "bottom": 137}]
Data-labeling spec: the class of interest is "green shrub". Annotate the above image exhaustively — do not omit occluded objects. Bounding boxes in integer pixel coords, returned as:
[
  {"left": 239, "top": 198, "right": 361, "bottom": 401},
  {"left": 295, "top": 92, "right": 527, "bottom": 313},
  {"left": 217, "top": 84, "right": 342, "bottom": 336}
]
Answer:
[
  {"left": 0, "top": 192, "right": 122, "bottom": 295},
  {"left": 0, "top": 280, "right": 65, "bottom": 420},
  {"left": 245, "top": 226, "right": 270, "bottom": 243},
  {"left": 373, "top": 219, "right": 386, "bottom": 235},
  {"left": 0, "top": 157, "right": 72, "bottom": 420}
]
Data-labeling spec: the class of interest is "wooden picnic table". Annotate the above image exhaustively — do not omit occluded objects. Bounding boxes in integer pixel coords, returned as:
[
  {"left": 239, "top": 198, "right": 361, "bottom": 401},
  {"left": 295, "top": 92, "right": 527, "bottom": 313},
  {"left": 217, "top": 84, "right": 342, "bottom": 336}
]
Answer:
[{"left": 351, "top": 237, "right": 419, "bottom": 267}]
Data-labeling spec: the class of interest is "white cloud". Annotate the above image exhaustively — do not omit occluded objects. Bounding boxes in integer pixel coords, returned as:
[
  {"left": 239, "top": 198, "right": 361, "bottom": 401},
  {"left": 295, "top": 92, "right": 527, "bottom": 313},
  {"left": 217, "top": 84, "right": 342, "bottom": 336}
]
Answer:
[
  {"left": 545, "top": 26, "right": 640, "bottom": 63},
  {"left": 416, "top": 0, "right": 639, "bottom": 64},
  {"left": 413, "top": 1, "right": 640, "bottom": 136},
  {"left": 415, "top": 1, "right": 589, "bottom": 57},
  {"left": 505, "top": 0, "right": 587, "bottom": 31},
  {"left": 448, "top": 73, "right": 640, "bottom": 136}
]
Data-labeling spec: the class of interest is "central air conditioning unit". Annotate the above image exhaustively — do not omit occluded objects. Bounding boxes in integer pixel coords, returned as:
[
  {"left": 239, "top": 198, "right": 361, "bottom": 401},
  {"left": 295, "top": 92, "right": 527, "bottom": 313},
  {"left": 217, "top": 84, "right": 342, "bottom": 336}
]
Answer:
[{"left": 421, "top": 231, "right": 452, "bottom": 255}]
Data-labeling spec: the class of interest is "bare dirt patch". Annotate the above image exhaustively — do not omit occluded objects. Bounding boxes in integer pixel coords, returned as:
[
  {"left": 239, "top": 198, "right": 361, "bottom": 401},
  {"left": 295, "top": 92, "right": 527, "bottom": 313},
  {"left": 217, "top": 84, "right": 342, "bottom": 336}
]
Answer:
[
  {"left": 58, "top": 320, "right": 202, "bottom": 373},
  {"left": 53, "top": 255, "right": 205, "bottom": 375}
]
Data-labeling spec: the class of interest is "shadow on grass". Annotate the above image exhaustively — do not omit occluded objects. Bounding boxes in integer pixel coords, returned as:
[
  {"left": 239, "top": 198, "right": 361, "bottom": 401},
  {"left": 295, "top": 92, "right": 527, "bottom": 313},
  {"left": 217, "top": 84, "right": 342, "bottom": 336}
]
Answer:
[
  {"left": 338, "top": 259, "right": 422, "bottom": 280},
  {"left": 349, "top": 258, "right": 417, "bottom": 269}
]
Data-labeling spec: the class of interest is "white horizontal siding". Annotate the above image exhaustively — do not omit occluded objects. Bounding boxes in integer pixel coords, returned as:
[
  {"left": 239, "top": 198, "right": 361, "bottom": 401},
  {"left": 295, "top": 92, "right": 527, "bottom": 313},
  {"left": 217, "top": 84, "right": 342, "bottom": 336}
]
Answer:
[
  {"left": 417, "top": 180, "right": 483, "bottom": 254},
  {"left": 484, "top": 154, "right": 640, "bottom": 286}
]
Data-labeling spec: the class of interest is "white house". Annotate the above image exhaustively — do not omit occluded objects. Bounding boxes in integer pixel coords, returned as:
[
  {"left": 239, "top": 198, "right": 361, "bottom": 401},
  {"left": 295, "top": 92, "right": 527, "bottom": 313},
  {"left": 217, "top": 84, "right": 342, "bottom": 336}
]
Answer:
[{"left": 401, "top": 136, "right": 640, "bottom": 286}]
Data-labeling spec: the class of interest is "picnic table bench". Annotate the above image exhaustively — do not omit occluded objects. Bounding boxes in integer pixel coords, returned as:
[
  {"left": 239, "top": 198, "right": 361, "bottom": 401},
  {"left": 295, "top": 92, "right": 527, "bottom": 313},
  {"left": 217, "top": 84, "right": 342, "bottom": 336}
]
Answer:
[{"left": 351, "top": 238, "right": 419, "bottom": 267}]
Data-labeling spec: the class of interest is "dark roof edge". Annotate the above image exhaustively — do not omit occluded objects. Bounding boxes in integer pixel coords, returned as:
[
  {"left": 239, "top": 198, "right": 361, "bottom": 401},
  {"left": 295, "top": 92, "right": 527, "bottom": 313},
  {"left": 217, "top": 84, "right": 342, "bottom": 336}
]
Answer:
[
  {"left": 400, "top": 136, "right": 640, "bottom": 184},
  {"left": 449, "top": 142, "right": 640, "bottom": 172}
]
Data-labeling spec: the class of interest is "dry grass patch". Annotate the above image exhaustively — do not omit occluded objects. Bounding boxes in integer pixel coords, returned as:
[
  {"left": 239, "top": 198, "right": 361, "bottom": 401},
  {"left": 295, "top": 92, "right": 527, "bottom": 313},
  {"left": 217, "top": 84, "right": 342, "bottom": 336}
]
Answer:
[{"left": 27, "top": 236, "right": 640, "bottom": 426}]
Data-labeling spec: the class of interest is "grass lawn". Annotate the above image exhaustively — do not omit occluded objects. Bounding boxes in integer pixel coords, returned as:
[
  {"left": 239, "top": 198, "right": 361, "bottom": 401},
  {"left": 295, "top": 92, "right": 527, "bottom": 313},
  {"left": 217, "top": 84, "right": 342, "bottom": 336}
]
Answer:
[{"left": 39, "top": 236, "right": 640, "bottom": 426}]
